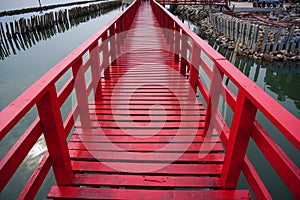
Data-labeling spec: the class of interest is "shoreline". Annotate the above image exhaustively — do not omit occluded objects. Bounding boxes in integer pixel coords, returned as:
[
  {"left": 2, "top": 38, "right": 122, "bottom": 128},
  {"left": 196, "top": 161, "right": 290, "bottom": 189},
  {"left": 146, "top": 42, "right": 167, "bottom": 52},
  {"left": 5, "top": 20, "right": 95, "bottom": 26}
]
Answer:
[
  {"left": 0, "top": 0, "right": 106, "bottom": 17},
  {"left": 172, "top": 4, "right": 300, "bottom": 62}
]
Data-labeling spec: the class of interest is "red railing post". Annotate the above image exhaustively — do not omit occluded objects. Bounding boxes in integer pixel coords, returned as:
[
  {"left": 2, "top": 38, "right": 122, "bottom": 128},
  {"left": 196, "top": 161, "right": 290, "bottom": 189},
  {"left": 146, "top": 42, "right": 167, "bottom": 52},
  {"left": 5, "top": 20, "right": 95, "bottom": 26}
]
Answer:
[
  {"left": 102, "top": 32, "right": 110, "bottom": 80},
  {"left": 169, "top": 21, "right": 175, "bottom": 54},
  {"left": 221, "top": 92, "right": 257, "bottom": 189},
  {"left": 90, "top": 41, "right": 102, "bottom": 101},
  {"left": 110, "top": 25, "right": 117, "bottom": 66},
  {"left": 174, "top": 24, "right": 180, "bottom": 63},
  {"left": 36, "top": 86, "right": 73, "bottom": 185},
  {"left": 189, "top": 42, "right": 200, "bottom": 99},
  {"left": 203, "top": 64, "right": 224, "bottom": 136},
  {"left": 115, "top": 18, "right": 123, "bottom": 54},
  {"left": 72, "top": 58, "right": 91, "bottom": 129},
  {"left": 180, "top": 33, "right": 188, "bottom": 76}
]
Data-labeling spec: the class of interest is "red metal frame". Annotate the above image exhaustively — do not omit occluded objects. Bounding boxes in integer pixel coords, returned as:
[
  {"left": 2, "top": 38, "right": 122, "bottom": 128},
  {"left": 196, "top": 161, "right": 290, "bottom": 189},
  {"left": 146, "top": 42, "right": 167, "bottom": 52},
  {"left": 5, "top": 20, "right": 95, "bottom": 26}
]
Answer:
[
  {"left": 151, "top": 0, "right": 299, "bottom": 199},
  {"left": 0, "top": 0, "right": 299, "bottom": 199}
]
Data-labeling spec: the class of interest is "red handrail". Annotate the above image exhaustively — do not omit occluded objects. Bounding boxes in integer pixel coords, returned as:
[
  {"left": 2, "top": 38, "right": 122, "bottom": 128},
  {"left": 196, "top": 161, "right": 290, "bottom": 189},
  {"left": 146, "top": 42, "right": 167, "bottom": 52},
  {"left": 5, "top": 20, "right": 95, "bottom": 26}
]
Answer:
[
  {"left": 150, "top": 0, "right": 299, "bottom": 199},
  {"left": 0, "top": 0, "right": 140, "bottom": 199}
]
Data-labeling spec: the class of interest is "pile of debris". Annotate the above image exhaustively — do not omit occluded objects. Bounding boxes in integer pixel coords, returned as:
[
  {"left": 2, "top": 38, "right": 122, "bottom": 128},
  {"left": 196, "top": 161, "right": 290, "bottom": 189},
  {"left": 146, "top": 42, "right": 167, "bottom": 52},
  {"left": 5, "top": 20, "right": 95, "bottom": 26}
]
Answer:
[
  {"left": 172, "top": 5, "right": 300, "bottom": 61},
  {"left": 269, "top": 4, "right": 300, "bottom": 21}
]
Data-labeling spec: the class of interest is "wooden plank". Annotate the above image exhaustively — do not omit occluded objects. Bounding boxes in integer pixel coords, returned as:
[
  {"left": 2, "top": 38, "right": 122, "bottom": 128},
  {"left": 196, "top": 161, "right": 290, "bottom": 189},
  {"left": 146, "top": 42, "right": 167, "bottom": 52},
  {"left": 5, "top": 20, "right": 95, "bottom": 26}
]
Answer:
[
  {"left": 74, "top": 128, "right": 206, "bottom": 136},
  {"left": 89, "top": 114, "right": 206, "bottom": 122},
  {"left": 69, "top": 150, "right": 224, "bottom": 163},
  {"left": 75, "top": 121, "right": 205, "bottom": 129},
  {"left": 18, "top": 153, "right": 51, "bottom": 200},
  {"left": 89, "top": 109, "right": 206, "bottom": 116},
  {"left": 285, "top": 26, "right": 295, "bottom": 51},
  {"left": 102, "top": 93, "right": 189, "bottom": 97},
  {"left": 72, "top": 161, "right": 223, "bottom": 175},
  {"left": 261, "top": 26, "right": 269, "bottom": 53},
  {"left": 102, "top": 83, "right": 191, "bottom": 88},
  {"left": 101, "top": 88, "right": 190, "bottom": 93},
  {"left": 70, "top": 135, "right": 219, "bottom": 143},
  {"left": 36, "top": 85, "right": 73, "bottom": 185},
  {"left": 48, "top": 187, "right": 251, "bottom": 199},
  {"left": 68, "top": 142, "right": 224, "bottom": 152},
  {"left": 252, "top": 122, "right": 300, "bottom": 198},
  {"left": 242, "top": 157, "right": 272, "bottom": 200},
  {"left": 221, "top": 94, "right": 257, "bottom": 189},
  {"left": 102, "top": 96, "right": 192, "bottom": 101},
  {"left": 251, "top": 25, "right": 259, "bottom": 51},
  {"left": 72, "top": 174, "right": 222, "bottom": 188},
  {"left": 92, "top": 100, "right": 203, "bottom": 105},
  {"left": 0, "top": 118, "right": 42, "bottom": 192},
  {"left": 89, "top": 104, "right": 204, "bottom": 110},
  {"left": 272, "top": 27, "right": 283, "bottom": 52}
]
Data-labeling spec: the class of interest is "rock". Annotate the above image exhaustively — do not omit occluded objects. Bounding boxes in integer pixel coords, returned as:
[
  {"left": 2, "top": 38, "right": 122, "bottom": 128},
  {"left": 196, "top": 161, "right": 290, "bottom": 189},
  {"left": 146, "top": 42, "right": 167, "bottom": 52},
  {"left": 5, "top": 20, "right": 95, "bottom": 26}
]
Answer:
[
  {"left": 279, "top": 50, "right": 288, "bottom": 55},
  {"left": 276, "top": 54, "right": 284, "bottom": 59},
  {"left": 228, "top": 44, "right": 235, "bottom": 50},
  {"left": 290, "top": 56, "right": 299, "bottom": 61},
  {"left": 244, "top": 49, "right": 250, "bottom": 55},
  {"left": 283, "top": 55, "right": 287, "bottom": 61},
  {"left": 263, "top": 53, "right": 272, "bottom": 61}
]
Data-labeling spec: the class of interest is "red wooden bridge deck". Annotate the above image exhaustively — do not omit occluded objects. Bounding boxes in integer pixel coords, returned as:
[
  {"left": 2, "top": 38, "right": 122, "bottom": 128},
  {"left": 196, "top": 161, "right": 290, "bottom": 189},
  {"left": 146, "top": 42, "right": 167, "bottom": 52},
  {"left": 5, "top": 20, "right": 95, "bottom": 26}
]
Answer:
[
  {"left": 48, "top": 2, "right": 248, "bottom": 199},
  {"left": 0, "top": 0, "right": 299, "bottom": 199}
]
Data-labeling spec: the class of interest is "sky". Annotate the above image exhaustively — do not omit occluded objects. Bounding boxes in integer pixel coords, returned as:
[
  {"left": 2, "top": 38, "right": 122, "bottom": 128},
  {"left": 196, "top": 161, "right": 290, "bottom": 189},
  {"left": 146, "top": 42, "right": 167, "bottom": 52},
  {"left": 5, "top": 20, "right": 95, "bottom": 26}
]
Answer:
[{"left": 0, "top": 0, "right": 92, "bottom": 12}]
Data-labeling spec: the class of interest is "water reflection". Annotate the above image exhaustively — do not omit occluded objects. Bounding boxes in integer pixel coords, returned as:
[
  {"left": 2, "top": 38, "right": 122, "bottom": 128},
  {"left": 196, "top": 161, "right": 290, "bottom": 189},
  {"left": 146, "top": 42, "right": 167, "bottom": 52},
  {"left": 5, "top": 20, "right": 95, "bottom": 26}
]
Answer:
[
  {"left": 211, "top": 43, "right": 300, "bottom": 119},
  {"left": 264, "top": 63, "right": 300, "bottom": 108},
  {"left": 0, "top": 3, "right": 123, "bottom": 60}
]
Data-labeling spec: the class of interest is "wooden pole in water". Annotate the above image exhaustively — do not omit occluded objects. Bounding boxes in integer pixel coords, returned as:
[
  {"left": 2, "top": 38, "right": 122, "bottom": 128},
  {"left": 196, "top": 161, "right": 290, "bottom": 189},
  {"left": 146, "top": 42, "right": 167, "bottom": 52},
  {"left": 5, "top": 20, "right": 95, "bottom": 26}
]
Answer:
[
  {"left": 186, "top": 10, "right": 190, "bottom": 29},
  {"left": 231, "top": 35, "right": 241, "bottom": 65}
]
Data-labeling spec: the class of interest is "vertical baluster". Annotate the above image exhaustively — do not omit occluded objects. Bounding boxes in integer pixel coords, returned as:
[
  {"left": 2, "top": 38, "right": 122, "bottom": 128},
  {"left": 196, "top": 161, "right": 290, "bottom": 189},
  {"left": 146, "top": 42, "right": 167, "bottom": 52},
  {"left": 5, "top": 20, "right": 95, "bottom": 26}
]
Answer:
[
  {"left": 221, "top": 92, "right": 257, "bottom": 188},
  {"left": 189, "top": 42, "right": 200, "bottom": 99},
  {"left": 203, "top": 64, "right": 224, "bottom": 136},
  {"left": 174, "top": 25, "right": 180, "bottom": 62},
  {"left": 102, "top": 32, "right": 110, "bottom": 79},
  {"left": 116, "top": 18, "right": 123, "bottom": 54},
  {"left": 72, "top": 58, "right": 91, "bottom": 129},
  {"left": 90, "top": 41, "right": 102, "bottom": 101},
  {"left": 169, "top": 21, "right": 175, "bottom": 54},
  {"left": 36, "top": 85, "right": 72, "bottom": 185},
  {"left": 110, "top": 25, "right": 117, "bottom": 66},
  {"left": 180, "top": 32, "right": 188, "bottom": 77}
]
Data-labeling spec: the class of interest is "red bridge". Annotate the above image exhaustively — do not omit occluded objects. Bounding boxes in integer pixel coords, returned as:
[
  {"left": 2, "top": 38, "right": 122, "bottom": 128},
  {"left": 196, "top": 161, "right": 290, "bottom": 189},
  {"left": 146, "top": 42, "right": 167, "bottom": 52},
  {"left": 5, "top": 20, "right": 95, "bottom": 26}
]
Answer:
[{"left": 0, "top": 0, "right": 299, "bottom": 199}]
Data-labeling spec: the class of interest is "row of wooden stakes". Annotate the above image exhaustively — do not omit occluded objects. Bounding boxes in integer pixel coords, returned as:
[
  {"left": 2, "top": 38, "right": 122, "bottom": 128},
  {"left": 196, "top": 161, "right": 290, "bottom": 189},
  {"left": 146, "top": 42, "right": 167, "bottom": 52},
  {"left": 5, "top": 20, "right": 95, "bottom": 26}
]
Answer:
[
  {"left": 209, "top": 12, "right": 299, "bottom": 54},
  {"left": 0, "top": 0, "right": 122, "bottom": 60}
]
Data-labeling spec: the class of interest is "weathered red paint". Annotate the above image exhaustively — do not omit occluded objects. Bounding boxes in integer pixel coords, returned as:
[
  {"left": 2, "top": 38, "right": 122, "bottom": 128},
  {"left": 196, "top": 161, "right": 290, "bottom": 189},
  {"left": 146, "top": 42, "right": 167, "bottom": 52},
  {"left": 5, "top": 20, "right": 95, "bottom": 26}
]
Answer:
[{"left": 0, "top": 0, "right": 299, "bottom": 199}]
